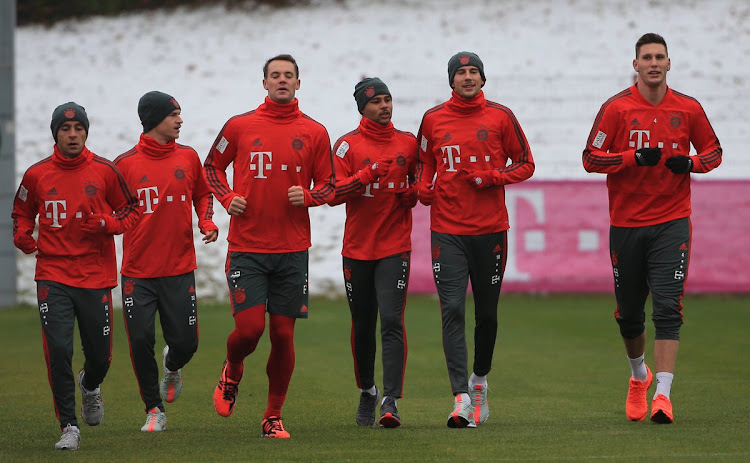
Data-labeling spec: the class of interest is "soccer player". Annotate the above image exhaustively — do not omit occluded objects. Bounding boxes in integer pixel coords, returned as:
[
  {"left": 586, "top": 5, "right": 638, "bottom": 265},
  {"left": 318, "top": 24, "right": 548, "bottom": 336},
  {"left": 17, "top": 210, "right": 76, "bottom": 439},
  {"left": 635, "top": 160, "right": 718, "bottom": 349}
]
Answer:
[
  {"left": 12, "top": 102, "right": 139, "bottom": 450},
  {"left": 329, "top": 77, "right": 418, "bottom": 428},
  {"left": 204, "top": 54, "right": 335, "bottom": 438},
  {"left": 415, "top": 52, "right": 535, "bottom": 428},
  {"left": 583, "top": 33, "right": 722, "bottom": 424},
  {"left": 114, "top": 91, "right": 218, "bottom": 432}
]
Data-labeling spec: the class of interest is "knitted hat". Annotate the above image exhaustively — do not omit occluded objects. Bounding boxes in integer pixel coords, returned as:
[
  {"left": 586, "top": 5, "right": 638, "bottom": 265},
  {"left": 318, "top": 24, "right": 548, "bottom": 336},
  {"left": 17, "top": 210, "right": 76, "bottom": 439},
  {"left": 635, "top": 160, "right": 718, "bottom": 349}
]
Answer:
[
  {"left": 138, "top": 91, "right": 181, "bottom": 133},
  {"left": 353, "top": 77, "right": 391, "bottom": 113},
  {"left": 447, "top": 51, "right": 486, "bottom": 84},
  {"left": 50, "top": 102, "right": 89, "bottom": 142}
]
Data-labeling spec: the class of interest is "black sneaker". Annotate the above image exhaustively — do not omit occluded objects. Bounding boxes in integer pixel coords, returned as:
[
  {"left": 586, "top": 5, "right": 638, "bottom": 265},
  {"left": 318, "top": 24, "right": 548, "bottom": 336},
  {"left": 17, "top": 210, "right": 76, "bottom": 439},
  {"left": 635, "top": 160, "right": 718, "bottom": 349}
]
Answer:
[
  {"left": 356, "top": 387, "right": 380, "bottom": 426},
  {"left": 379, "top": 396, "right": 401, "bottom": 428}
]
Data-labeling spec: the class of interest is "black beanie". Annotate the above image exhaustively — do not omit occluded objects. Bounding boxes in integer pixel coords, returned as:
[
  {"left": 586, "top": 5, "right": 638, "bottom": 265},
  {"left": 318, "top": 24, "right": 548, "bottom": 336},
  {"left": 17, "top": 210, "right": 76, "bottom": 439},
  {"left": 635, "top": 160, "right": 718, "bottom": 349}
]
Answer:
[
  {"left": 353, "top": 77, "right": 391, "bottom": 114},
  {"left": 50, "top": 102, "right": 89, "bottom": 142},
  {"left": 138, "top": 91, "right": 181, "bottom": 133},
  {"left": 447, "top": 51, "right": 486, "bottom": 84}
]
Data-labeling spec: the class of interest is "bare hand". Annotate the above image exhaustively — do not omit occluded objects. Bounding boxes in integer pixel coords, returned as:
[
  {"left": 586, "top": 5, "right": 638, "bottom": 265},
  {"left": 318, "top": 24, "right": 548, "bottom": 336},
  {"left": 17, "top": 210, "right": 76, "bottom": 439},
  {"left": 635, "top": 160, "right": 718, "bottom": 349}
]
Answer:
[
  {"left": 288, "top": 185, "right": 306, "bottom": 207},
  {"left": 202, "top": 229, "right": 218, "bottom": 243},
  {"left": 228, "top": 196, "right": 247, "bottom": 216}
]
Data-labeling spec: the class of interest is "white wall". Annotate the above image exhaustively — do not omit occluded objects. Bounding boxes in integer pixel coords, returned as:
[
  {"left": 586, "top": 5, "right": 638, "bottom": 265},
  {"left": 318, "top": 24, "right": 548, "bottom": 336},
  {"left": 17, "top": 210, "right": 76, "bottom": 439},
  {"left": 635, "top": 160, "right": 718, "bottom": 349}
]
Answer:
[{"left": 13, "top": 0, "right": 749, "bottom": 304}]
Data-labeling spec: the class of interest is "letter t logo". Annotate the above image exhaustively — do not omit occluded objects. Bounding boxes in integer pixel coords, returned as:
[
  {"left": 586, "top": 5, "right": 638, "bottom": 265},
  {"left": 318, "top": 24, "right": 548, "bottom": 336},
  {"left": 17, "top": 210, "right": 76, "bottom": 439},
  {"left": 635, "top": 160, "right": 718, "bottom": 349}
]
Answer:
[
  {"left": 441, "top": 145, "right": 460, "bottom": 172},
  {"left": 137, "top": 186, "right": 159, "bottom": 214},
  {"left": 44, "top": 200, "right": 67, "bottom": 228},
  {"left": 251, "top": 152, "right": 273, "bottom": 178}
]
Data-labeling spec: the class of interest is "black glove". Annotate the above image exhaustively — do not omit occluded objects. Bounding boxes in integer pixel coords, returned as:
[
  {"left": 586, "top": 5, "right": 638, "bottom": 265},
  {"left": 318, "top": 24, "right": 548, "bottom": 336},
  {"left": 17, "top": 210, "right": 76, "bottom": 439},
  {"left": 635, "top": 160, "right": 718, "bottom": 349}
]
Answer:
[
  {"left": 634, "top": 147, "right": 662, "bottom": 166},
  {"left": 665, "top": 155, "right": 693, "bottom": 174}
]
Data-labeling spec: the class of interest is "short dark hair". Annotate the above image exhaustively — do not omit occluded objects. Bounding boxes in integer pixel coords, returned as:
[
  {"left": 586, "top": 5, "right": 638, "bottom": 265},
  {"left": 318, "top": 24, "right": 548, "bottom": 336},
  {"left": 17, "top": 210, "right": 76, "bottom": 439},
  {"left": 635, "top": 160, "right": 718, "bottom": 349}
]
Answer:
[
  {"left": 635, "top": 33, "right": 668, "bottom": 58},
  {"left": 263, "top": 54, "right": 299, "bottom": 79}
]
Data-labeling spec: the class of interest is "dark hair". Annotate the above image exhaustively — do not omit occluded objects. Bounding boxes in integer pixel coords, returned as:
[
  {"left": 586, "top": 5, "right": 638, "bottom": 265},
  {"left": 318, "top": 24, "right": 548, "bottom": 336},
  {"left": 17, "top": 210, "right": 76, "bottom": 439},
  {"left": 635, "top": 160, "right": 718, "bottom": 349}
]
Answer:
[
  {"left": 263, "top": 54, "right": 299, "bottom": 79},
  {"left": 635, "top": 33, "right": 668, "bottom": 58}
]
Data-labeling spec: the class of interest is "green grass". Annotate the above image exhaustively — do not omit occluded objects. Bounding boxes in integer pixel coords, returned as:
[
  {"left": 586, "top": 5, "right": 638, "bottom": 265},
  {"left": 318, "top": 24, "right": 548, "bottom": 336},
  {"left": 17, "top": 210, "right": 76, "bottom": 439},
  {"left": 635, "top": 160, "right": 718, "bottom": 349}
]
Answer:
[{"left": 0, "top": 294, "right": 748, "bottom": 462}]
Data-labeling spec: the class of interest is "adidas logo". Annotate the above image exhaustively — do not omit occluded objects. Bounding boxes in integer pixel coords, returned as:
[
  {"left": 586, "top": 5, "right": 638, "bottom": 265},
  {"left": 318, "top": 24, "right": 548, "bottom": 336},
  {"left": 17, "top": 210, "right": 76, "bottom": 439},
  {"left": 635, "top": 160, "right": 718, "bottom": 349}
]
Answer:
[
  {"left": 188, "top": 285, "right": 195, "bottom": 293},
  {"left": 443, "top": 133, "right": 452, "bottom": 140},
  {"left": 631, "top": 118, "right": 640, "bottom": 125},
  {"left": 493, "top": 244, "right": 502, "bottom": 253},
  {"left": 679, "top": 243, "right": 688, "bottom": 251},
  {"left": 48, "top": 187, "right": 58, "bottom": 195},
  {"left": 252, "top": 138, "right": 262, "bottom": 146},
  {"left": 300, "top": 305, "right": 308, "bottom": 313},
  {"left": 101, "top": 294, "right": 108, "bottom": 303},
  {"left": 139, "top": 175, "right": 149, "bottom": 183}
]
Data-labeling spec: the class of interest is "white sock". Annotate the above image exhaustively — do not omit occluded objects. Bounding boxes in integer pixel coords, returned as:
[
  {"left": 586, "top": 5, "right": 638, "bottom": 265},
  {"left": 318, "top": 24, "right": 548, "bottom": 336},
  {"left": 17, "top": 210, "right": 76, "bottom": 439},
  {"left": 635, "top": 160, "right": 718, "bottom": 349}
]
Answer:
[
  {"left": 654, "top": 372, "right": 674, "bottom": 399},
  {"left": 382, "top": 396, "right": 397, "bottom": 407},
  {"left": 628, "top": 354, "right": 648, "bottom": 382},
  {"left": 469, "top": 373, "right": 487, "bottom": 388},
  {"left": 458, "top": 392, "right": 470, "bottom": 403},
  {"left": 361, "top": 386, "right": 377, "bottom": 396}
]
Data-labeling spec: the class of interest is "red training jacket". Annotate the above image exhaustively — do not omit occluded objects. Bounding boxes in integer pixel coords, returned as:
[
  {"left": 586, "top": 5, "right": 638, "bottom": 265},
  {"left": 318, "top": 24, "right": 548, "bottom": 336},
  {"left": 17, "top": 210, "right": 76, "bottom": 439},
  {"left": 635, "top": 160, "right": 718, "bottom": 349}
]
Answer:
[
  {"left": 330, "top": 117, "right": 417, "bottom": 260},
  {"left": 12, "top": 146, "right": 139, "bottom": 288},
  {"left": 115, "top": 134, "right": 217, "bottom": 278},
  {"left": 583, "top": 84, "right": 722, "bottom": 227},
  {"left": 204, "top": 97, "right": 334, "bottom": 253},
  {"left": 416, "top": 91, "right": 535, "bottom": 235}
]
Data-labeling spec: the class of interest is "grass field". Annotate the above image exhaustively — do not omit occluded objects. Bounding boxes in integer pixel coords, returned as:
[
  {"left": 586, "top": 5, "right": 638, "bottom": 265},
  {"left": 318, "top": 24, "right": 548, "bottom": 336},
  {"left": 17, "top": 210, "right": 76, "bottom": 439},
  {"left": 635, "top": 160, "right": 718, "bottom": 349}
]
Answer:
[{"left": 0, "top": 293, "right": 748, "bottom": 462}]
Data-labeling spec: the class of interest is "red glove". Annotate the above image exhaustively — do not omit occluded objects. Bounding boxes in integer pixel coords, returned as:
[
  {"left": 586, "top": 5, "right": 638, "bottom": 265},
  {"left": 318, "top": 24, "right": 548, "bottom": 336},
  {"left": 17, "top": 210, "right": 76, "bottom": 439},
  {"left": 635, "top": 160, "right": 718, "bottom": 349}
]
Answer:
[
  {"left": 417, "top": 183, "right": 435, "bottom": 206},
  {"left": 395, "top": 187, "right": 418, "bottom": 209},
  {"left": 461, "top": 168, "right": 504, "bottom": 189},
  {"left": 14, "top": 232, "right": 38, "bottom": 254},
  {"left": 81, "top": 213, "right": 116, "bottom": 234},
  {"left": 357, "top": 158, "right": 393, "bottom": 185}
]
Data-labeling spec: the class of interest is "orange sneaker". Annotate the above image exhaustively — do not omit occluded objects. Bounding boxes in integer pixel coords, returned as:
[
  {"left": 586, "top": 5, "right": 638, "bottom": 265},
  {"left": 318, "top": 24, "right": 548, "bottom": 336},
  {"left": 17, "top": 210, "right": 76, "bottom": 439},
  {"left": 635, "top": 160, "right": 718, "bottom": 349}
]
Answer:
[
  {"left": 261, "top": 416, "right": 291, "bottom": 438},
  {"left": 213, "top": 360, "right": 241, "bottom": 417},
  {"left": 650, "top": 394, "right": 674, "bottom": 424},
  {"left": 625, "top": 365, "right": 653, "bottom": 422}
]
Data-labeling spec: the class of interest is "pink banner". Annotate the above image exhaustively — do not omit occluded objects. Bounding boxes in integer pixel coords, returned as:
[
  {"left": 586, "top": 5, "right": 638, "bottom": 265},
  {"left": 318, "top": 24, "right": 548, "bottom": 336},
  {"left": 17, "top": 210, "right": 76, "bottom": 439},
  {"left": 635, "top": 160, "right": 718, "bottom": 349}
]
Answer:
[{"left": 410, "top": 180, "right": 749, "bottom": 293}]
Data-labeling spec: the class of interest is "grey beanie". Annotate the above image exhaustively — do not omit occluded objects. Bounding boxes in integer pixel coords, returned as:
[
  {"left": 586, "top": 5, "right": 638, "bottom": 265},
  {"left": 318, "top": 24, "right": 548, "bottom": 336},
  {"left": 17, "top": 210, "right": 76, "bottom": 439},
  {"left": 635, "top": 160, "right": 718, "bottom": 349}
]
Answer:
[
  {"left": 138, "top": 91, "right": 181, "bottom": 133},
  {"left": 353, "top": 77, "right": 391, "bottom": 113},
  {"left": 447, "top": 51, "right": 486, "bottom": 84},
  {"left": 50, "top": 102, "right": 89, "bottom": 142}
]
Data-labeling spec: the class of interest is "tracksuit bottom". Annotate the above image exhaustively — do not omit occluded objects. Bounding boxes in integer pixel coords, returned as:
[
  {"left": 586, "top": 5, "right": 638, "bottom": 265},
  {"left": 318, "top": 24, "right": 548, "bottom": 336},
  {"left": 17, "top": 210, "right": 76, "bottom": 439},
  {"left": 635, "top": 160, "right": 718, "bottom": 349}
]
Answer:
[
  {"left": 37, "top": 281, "right": 113, "bottom": 428},
  {"left": 431, "top": 231, "right": 507, "bottom": 395},
  {"left": 343, "top": 252, "right": 409, "bottom": 398},
  {"left": 121, "top": 272, "right": 199, "bottom": 412}
]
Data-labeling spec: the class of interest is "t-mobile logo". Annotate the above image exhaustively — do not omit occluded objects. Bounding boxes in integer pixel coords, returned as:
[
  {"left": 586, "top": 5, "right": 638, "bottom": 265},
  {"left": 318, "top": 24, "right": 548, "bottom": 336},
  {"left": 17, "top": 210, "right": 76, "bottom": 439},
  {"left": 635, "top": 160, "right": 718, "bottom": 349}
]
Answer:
[
  {"left": 251, "top": 151, "right": 273, "bottom": 178},
  {"left": 440, "top": 145, "right": 461, "bottom": 172},
  {"left": 137, "top": 186, "right": 159, "bottom": 214},
  {"left": 44, "top": 200, "right": 67, "bottom": 228}
]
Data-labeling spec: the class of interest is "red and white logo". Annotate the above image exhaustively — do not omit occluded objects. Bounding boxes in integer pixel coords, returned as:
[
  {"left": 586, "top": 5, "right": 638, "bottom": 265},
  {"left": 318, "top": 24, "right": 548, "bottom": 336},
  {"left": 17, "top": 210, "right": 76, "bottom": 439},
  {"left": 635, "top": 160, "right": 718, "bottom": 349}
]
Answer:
[
  {"left": 64, "top": 108, "right": 76, "bottom": 119},
  {"left": 233, "top": 288, "right": 246, "bottom": 304},
  {"left": 170, "top": 97, "right": 180, "bottom": 109},
  {"left": 123, "top": 280, "right": 135, "bottom": 295},
  {"left": 432, "top": 243, "right": 441, "bottom": 260},
  {"left": 365, "top": 86, "right": 375, "bottom": 98},
  {"left": 459, "top": 55, "right": 470, "bottom": 65},
  {"left": 38, "top": 285, "right": 49, "bottom": 301}
]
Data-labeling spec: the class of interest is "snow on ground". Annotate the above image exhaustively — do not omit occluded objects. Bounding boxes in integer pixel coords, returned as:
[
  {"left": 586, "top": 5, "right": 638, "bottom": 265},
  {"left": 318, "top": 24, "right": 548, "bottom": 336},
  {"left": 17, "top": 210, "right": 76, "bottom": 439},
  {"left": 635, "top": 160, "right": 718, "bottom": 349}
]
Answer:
[{"left": 14, "top": 0, "right": 750, "bottom": 304}]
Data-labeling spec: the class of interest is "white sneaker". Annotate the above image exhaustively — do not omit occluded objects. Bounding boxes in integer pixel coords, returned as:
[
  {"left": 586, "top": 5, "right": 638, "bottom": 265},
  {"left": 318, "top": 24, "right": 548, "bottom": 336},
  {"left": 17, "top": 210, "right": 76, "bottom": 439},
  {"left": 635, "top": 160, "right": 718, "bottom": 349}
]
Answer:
[
  {"left": 55, "top": 424, "right": 80, "bottom": 450},
  {"left": 78, "top": 370, "right": 103, "bottom": 426},
  {"left": 470, "top": 383, "right": 490, "bottom": 425},
  {"left": 141, "top": 407, "right": 167, "bottom": 432},
  {"left": 160, "top": 345, "right": 183, "bottom": 403},
  {"left": 447, "top": 394, "right": 476, "bottom": 428}
]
